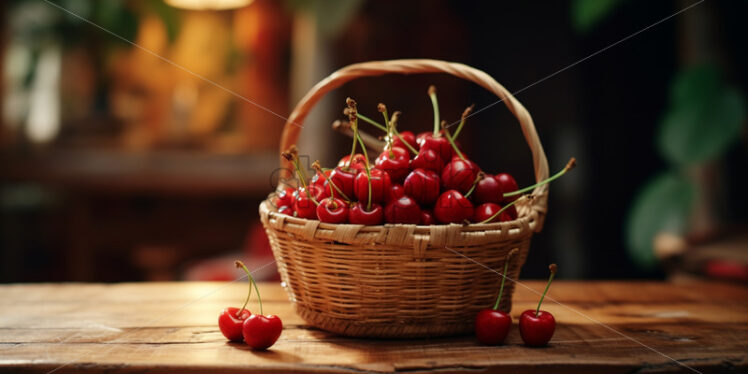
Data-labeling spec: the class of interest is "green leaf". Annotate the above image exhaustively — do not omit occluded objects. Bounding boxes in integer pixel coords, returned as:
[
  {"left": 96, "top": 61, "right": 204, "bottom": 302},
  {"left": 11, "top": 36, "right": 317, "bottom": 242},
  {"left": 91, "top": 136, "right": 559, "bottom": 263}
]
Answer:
[
  {"left": 571, "top": 0, "right": 623, "bottom": 32},
  {"left": 626, "top": 172, "right": 694, "bottom": 270},
  {"left": 658, "top": 65, "right": 746, "bottom": 164}
]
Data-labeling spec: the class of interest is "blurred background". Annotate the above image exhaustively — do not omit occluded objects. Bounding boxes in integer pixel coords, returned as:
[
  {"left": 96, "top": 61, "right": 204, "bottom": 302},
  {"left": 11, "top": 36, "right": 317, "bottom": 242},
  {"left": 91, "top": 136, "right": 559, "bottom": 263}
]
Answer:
[{"left": 1, "top": 0, "right": 746, "bottom": 283}]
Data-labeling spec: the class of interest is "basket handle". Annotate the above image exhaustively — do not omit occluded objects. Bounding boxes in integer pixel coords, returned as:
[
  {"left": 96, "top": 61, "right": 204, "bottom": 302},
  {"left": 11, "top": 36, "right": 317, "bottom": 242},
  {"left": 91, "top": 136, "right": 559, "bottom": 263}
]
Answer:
[{"left": 279, "top": 59, "right": 550, "bottom": 220}]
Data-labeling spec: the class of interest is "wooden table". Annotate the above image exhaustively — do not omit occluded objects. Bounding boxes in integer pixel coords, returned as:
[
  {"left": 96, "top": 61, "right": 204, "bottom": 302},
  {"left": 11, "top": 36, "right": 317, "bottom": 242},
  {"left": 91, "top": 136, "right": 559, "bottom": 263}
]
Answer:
[{"left": 1, "top": 281, "right": 746, "bottom": 373}]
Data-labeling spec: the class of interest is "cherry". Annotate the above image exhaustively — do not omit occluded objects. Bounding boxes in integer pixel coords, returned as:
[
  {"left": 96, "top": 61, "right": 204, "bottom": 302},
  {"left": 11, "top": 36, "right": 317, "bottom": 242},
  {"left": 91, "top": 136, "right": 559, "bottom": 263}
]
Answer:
[
  {"left": 474, "top": 174, "right": 503, "bottom": 205},
  {"left": 441, "top": 158, "right": 480, "bottom": 194},
  {"left": 218, "top": 258, "right": 256, "bottom": 342},
  {"left": 277, "top": 205, "right": 293, "bottom": 215},
  {"left": 272, "top": 187, "right": 295, "bottom": 210},
  {"left": 384, "top": 195, "right": 422, "bottom": 224},
  {"left": 473, "top": 203, "right": 512, "bottom": 223},
  {"left": 420, "top": 209, "right": 436, "bottom": 225},
  {"left": 433, "top": 190, "right": 473, "bottom": 224},
  {"left": 338, "top": 154, "right": 367, "bottom": 172},
  {"left": 234, "top": 261, "right": 282, "bottom": 350},
  {"left": 349, "top": 202, "right": 384, "bottom": 225},
  {"left": 386, "top": 184, "right": 405, "bottom": 202},
  {"left": 375, "top": 146, "right": 410, "bottom": 184},
  {"left": 316, "top": 197, "right": 349, "bottom": 224},
  {"left": 403, "top": 168, "right": 440, "bottom": 205},
  {"left": 312, "top": 160, "right": 352, "bottom": 202},
  {"left": 410, "top": 148, "right": 444, "bottom": 173},
  {"left": 309, "top": 169, "right": 331, "bottom": 189},
  {"left": 496, "top": 173, "right": 519, "bottom": 203},
  {"left": 417, "top": 132, "right": 453, "bottom": 162},
  {"left": 519, "top": 264, "right": 557, "bottom": 347},
  {"left": 475, "top": 248, "right": 518, "bottom": 345},
  {"left": 392, "top": 130, "right": 416, "bottom": 151},
  {"left": 354, "top": 168, "right": 392, "bottom": 204},
  {"left": 293, "top": 185, "right": 322, "bottom": 220}
]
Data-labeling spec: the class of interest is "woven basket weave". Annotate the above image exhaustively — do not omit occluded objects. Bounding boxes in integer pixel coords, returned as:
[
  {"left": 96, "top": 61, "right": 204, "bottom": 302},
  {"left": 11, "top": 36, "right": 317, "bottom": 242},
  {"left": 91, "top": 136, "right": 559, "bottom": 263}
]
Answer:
[{"left": 260, "top": 59, "right": 550, "bottom": 338}]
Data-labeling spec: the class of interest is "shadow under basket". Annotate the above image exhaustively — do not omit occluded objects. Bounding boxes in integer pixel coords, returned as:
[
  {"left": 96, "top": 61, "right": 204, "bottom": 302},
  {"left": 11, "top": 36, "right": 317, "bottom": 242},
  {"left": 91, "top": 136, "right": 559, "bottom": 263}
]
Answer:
[{"left": 260, "top": 59, "right": 550, "bottom": 338}]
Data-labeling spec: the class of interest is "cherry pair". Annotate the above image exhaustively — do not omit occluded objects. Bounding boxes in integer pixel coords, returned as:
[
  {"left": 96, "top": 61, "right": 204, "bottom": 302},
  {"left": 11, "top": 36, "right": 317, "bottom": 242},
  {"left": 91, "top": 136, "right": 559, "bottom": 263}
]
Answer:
[
  {"left": 475, "top": 255, "right": 557, "bottom": 347},
  {"left": 218, "top": 261, "right": 282, "bottom": 350}
]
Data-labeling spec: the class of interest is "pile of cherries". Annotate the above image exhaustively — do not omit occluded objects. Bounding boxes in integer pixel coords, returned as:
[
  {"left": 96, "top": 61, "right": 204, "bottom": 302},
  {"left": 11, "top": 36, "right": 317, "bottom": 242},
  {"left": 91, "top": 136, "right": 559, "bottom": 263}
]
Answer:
[{"left": 273, "top": 86, "right": 575, "bottom": 225}]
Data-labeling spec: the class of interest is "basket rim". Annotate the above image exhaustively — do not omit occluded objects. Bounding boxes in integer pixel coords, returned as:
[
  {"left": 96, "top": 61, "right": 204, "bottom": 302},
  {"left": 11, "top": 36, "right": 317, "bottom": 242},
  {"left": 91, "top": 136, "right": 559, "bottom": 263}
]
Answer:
[{"left": 259, "top": 195, "right": 542, "bottom": 237}]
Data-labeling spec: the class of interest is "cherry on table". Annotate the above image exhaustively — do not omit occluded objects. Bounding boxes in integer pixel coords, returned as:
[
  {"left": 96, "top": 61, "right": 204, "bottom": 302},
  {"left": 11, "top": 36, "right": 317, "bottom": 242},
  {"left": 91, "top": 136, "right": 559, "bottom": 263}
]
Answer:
[
  {"left": 475, "top": 249, "right": 518, "bottom": 345},
  {"left": 519, "top": 264, "right": 558, "bottom": 347},
  {"left": 218, "top": 307, "right": 251, "bottom": 342},
  {"left": 235, "top": 260, "right": 283, "bottom": 350}
]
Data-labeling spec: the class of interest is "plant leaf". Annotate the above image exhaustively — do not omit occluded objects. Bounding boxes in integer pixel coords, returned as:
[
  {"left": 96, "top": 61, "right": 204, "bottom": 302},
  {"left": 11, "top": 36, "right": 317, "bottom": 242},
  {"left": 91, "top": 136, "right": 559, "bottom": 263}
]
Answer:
[
  {"left": 626, "top": 172, "right": 694, "bottom": 270},
  {"left": 658, "top": 65, "right": 746, "bottom": 164},
  {"left": 571, "top": 0, "right": 623, "bottom": 32}
]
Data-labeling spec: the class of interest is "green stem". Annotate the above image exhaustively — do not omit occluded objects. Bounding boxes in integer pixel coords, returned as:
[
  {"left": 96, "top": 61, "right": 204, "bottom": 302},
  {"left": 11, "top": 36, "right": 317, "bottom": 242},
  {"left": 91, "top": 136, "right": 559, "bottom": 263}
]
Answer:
[
  {"left": 235, "top": 261, "right": 263, "bottom": 315},
  {"left": 453, "top": 104, "right": 473, "bottom": 140},
  {"left": 347, "top": 120, "right": 359, "bottom": 170},
  {"left": 536, "top": 264, "right": 557, "bottom": 317},
  {"left": 428, "top": 87, "right": 440, "bottom": 136},
  {"left": 478, "top": 195, "right": 527, "bottom": 224},
  {"left": 464, "top": 173, "right": 482, "bottom": 198},
  {"left": 503, "top": 158, "right": 576, "bottom": 198},
  {"left": 393, "top": 129, "right": 418, "bottom": 154},
  {"left": 492, "top": 258, "right": 512, "bottom": 310},
  {"left": 453, "top": 118, "right": 467, "bottom": 139},
  {"left": 354, "top": 132, "right": 372, "bottom": 210},
  {"left": 356, "top": 113, "right": 388, "bottom": 132},
  {"left": 380, "top": 108, "right": 394, "bottom": 158},
  {"left": 441, "top": 123, "right": 465, "bottom": 161},
  {"left": 292, "top": 158, "right": 317, "bottom": 205}
]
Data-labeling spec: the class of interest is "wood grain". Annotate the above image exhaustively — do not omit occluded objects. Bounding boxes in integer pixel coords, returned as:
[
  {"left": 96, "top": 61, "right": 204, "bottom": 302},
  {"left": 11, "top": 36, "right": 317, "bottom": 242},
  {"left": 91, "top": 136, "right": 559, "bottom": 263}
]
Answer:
[{"left": 1, "top": 281, "right": 746, "bottom": 373}]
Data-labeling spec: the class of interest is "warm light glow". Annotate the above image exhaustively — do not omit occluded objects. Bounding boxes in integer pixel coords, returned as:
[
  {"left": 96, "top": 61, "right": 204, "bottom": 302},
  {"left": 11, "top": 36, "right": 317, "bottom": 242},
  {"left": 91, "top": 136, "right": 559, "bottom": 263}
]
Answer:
[{"left": 165, "top": 0, "right": 253, "bottom": 11}]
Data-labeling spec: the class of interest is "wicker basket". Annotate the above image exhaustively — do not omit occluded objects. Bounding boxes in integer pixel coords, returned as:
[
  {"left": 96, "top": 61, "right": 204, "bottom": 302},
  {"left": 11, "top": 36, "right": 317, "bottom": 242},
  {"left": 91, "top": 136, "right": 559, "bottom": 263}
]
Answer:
[{"left": 259, "top": 59, "right": 550, "bottom": 338}]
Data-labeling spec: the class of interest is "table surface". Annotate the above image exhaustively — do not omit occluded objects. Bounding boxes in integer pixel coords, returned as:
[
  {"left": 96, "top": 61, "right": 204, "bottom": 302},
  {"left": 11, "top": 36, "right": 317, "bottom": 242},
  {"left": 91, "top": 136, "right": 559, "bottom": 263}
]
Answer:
[{"left": 1, "top": 281, "right": 746, "bottom": 373}]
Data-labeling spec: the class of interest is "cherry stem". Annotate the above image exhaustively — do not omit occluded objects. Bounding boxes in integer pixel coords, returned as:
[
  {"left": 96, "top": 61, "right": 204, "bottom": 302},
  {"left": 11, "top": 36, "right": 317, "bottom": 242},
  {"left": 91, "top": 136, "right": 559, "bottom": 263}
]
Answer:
[
  {"left": 357, "top": 112, "right": 417, "bottom": 155},
  {"left": 493, "top": 248, "right": 518, "bottom": 310},
  {"left": 478, "top": 195, "right": 530, "bottom": 224},
  {"left": 441, "top": 121, "right": 466, "bottom": 161},
  {"left": 452, "top": 104, "right": 474, "bottom": 140},
  {"left": 504, "top": 158, "right": 576, "bottom": 197},
  {"left": 346, "top": 98, "right": 359, "bottom": 169},
  {"left": 355, "top": 132, "right": 373, "bottom": 210},
  {"left": 428, "top": 85, "right": 440, "bottom": 136},
  {"left": 536, "top": 263, "right": 557, "bottom": 317},
  {"left": 464, "top": 172, "right": 483, "bottom": 198},
  {"left": 235, "top": 260, "right": 263, "bottom": 315},
  {"left": 313, "top": 161, "right": 351, "bottom": 202},
  {"left": 378, "top": 104, "right": 395, "bottom": 158},
  {"left": 283, "top": 149, "right": 317, "bottom": 206}
]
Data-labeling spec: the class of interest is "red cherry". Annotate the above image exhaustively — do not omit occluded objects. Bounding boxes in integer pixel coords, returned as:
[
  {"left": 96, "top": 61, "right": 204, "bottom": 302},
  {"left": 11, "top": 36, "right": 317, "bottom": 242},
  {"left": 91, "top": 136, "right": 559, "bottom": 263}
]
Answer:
[
  {"left": 354, "top": 168, "right": 392, "bottom": 204},
  {"left": 474, "top": 175, "right": 503, "bottom": 204},
  {"left": 519, "top": 264, "right": 558, "bottom": 347},
  {"left": 293, "top": 186, "right": 323, "bottom": 220},
  {"left": 235, "top": 260, "right": 283, "bottom": 350},
  {"left": 272, "top": 187, "right": 295, "bottom": 209},
  {"left": 441, "top": 158, "right": 480, "bottom": 194},
  {"left": 519, "top": 310, "right": 556, "bottom": 347},
  {"left": 309, "top": 169, "right": 331, "bottom": 189},
  {"left": 433, "top": 190, "right": 474, "bottom": 224},
  {"left": 496, "top": 173, "right": 519, "bottom": 203},
  {"left": 473, "top": 203, "right": 513, "bottom": 223},
  {"left": 328, "top": 167, "right": 357, "bottom": 199},
  {"left": 403, "top": 168, "right": 440, "bottom": 205},
  {"left": 475, "top": 309, "right": 512, "bottom": 345},
  {"left": 392, "top": 130, "right": 416, "bottom": 151},
  {"left": 375, "top": 147, "right": 410, "bottom": 183},
  {"left": 420, "top": 209, "right": 435, "bottom": 225},
  {"left": 384, "top": 195, "right": 422, "bottom": 224},
  {"left": 475, "top": 248, "right": 517, "bottom": 345},
  {"left": 218, "top": 307, "right": 251, "bottom": 342},
  {"left": 316, "top": 197, "right": 349, "bottom": 224},
  {"left": 338, "top": 154, "right": 367, "bottom": 172},
  {"left": 277, "top": 205, "right": 293, "bottom": 215},
  {"left": 242, "top": 314, "right": 283, "bottom": 350},
  {"left": 410, "top": 148, "right": 444, "bottom": 173},
  {"left": 417, "top": 132, "right": 453, "bottom": 162},
  {"left": 349, "top": 202, "right": 384, "bottom": 225},
  {"left": 386, "top": 184, "right": 405, "bottom": 202}
]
